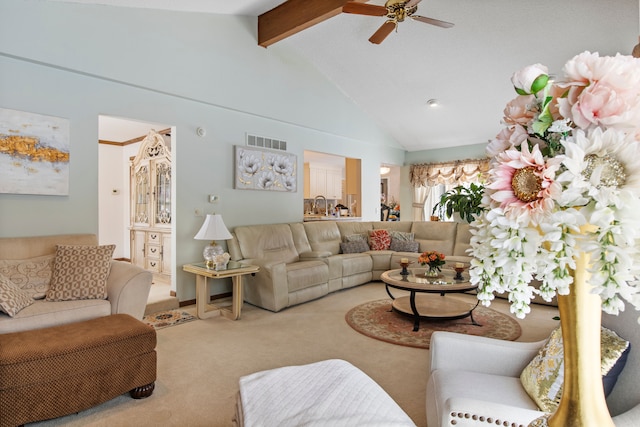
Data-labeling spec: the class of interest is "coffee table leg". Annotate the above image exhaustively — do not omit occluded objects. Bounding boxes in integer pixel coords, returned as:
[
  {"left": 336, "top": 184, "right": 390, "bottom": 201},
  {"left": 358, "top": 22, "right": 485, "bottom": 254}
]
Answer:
[
  {"left": 469, "top": 299, "right": 481, "bottom": 326},
  {"left": 409, "top": 292, "right": 420, "bottom": 332}
]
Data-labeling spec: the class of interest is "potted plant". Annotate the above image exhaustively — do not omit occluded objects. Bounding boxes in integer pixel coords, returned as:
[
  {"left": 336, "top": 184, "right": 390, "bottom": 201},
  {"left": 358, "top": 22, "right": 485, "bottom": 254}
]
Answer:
[{"left": 432, "top": 183, "right": 485, "bottom": 223}]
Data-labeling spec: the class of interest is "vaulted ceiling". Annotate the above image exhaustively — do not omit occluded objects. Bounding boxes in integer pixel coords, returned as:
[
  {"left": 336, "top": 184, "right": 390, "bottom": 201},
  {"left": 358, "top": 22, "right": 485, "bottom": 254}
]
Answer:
[{"left": 50, "top": 0, "right": 638, "bottom": 152}]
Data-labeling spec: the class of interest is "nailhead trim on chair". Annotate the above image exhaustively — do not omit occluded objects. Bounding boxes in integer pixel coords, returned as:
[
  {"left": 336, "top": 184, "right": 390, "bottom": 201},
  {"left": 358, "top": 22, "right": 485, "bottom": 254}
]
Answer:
[{"left": 449, "top": 412, "right": 525, "bottom": 427}]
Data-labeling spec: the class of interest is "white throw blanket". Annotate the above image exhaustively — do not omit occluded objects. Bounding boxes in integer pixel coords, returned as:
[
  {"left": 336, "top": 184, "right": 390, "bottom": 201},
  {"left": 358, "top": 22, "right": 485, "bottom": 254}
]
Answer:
[{"left": 238, "top": 359, "right": 416, "bottom": 427}]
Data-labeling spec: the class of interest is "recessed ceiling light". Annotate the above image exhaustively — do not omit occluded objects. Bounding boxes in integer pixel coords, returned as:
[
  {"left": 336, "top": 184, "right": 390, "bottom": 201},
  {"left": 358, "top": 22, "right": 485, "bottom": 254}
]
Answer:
[{"left": 426, "top": 99, "right": 439, "bottom": 107}]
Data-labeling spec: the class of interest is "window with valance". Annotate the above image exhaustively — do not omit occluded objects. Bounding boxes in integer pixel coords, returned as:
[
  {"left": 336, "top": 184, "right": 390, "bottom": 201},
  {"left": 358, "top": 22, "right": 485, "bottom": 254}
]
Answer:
[{"left": 409, "top": 158, "right": 490, "bottom": 221}]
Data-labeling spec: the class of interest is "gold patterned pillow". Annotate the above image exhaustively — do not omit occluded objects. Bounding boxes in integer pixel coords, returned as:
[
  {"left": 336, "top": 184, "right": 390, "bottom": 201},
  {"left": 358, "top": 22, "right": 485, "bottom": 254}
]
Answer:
[
  {"left": 0, "top": 274, "right": 35, "bottom": 317},
  {"left": 45, "top": 244, "right": 115, "bottom": 301},
  {"left": 0, "top": 255, "right": 54, "bottom": 300},
  {"left": 520, "top": 326, "right": 630, "bottom": 412}
]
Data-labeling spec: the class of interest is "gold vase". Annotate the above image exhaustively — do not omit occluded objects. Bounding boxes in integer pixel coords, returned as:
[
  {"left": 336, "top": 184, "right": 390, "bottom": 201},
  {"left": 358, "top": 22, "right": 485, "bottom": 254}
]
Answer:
[{"left": 533, "top": 247, "right": 614, "bottom": 427}]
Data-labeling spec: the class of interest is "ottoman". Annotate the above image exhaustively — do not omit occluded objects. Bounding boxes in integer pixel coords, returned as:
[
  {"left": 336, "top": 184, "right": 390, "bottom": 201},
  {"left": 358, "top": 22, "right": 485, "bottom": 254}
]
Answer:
[
  {"left": 234, "top": 359, "right": 416, "bottom": 426},
  {"left": 0, "top": 314, "right": 156, "bottom": 427}
]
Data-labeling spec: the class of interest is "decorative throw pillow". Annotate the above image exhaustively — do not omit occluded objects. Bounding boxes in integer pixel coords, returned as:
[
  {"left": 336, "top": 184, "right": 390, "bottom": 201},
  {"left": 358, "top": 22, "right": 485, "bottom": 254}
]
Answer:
[
  {"left": 0, "top": 274, "right": 35, "bottom": 317},
  {"left": 368, "top": 229, "right": 391, "bottom": 251},
  {"left": 389, "top": 231, "right": 415, "bottom": 242},
  {"left": 389, "top": 238, "right": 419, "bottom": 253},
  {"left": 0, "top": 255, "right": 54, "bottom": 300},
  {"left": 520, "top": 326, "right": 630, "bottom": 412},
  {"left": 340, "top": 240, "right": 370, "bottom": 254},
  {"left": 46, "top": 244, "right": 115, "bottom": 302},
  {"left": 343, "top": 233, "right": 368, "bottom": 243}
]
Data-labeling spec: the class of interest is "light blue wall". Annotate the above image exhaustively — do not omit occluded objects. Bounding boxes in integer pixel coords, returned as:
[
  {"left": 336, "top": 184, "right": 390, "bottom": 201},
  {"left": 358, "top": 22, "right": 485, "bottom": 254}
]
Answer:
[{"left": 0, "top": 1, "right": 408, "bottom": 300}]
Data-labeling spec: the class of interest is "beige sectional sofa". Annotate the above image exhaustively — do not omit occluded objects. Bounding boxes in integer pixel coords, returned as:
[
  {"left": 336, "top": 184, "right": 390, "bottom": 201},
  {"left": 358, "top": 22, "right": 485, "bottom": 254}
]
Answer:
[
  {"left": 0, "top": 234, "right": 152, "bottom": 334},
  {"left": 228, "top": 221, "right": 473, "bottom": 312}
]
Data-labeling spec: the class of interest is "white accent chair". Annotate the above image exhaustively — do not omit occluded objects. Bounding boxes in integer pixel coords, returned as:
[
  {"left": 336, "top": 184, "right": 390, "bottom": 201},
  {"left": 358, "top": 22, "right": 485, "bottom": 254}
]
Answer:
[{"left": 426, "top": 307, "right": 640, "bottom": 426}]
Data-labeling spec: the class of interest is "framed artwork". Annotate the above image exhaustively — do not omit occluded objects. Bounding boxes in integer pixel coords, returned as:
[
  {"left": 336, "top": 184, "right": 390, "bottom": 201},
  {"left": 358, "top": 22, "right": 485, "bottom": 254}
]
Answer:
[
  {"left": 235, "top": 145, "right": 297, "bottom": 192},
  {"left": 0, "top": 108, "right": 70, "bottom": 195}
]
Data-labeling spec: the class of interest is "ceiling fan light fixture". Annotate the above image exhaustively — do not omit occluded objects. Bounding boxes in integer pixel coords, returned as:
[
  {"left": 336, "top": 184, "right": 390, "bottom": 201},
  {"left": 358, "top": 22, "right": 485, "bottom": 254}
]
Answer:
[{"left": 426, "top": 99, "right": 439, "bottom": 108}]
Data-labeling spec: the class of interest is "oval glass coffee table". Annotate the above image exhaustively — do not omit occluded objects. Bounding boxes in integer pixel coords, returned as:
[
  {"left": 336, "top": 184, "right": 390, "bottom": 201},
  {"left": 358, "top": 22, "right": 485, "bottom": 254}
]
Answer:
[{"left": 380, "top": 267, "right": 480, "bottom": 332}]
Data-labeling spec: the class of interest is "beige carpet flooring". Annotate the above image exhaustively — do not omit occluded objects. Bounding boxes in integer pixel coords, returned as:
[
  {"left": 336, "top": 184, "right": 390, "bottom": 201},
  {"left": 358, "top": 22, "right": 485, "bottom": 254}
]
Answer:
[{"left": 29, "top": 282, "right": 559, "bottom": 427}]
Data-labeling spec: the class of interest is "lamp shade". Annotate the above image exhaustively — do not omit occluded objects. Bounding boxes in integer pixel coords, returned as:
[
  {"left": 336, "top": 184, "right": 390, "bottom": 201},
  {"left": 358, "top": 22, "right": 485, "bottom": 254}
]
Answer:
[{"left": 194, "top": 214, "right": 232, "bottom": 241}]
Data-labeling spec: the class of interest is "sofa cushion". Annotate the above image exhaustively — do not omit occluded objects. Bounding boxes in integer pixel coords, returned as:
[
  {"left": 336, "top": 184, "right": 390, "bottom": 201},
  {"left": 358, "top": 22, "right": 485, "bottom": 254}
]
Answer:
[
  {"left": 46, "top": 244, "right": 115, "bottom": 302},
  {"left": 286, "top": 261, "right": 329, "bottom": 293},
  {"left": 303, "top": 222, "right": 342, "bottom": 255},
  {"left": 520, "top": 326, "right": 630, "bottom": 412},
  {"left": 453, "top": 223, "right": 473, "bottom": 257},
  {"left": 0, "top": 255, "right": 54, "bottom": 300},
  {"left": 234, "top": 224, "right": 300, "bottom": 263},
  {"left": 368, "top": 229, "right": 391, "bottom": 251},
  {"left": 389, "top": 239, "right": 419, "bottom": 253},
  {"left": 0, "top": 275, "right": 35, "bottom": 317},
  {"left": 340, "top": 240, "right": 370, "bottom": 254},
  {"left": 389, "top": 231, "right": 415, "bottom": 241},
  {"left": 336, "top": 222, "right": 374, "bottom": 240},
  {"left": 289, "top": 223, "right": 313, "bottom": 255},
  {"left": 0, "top": 299, "right": 111, "bottom": 334},
  {"left": 340, "top": 254, "right": 373, "bottom": 276},
  {"left": 372, "top": 221, "right": 413, "bottom": 233},
  {"left": 342, "top": 233, "right": 368, "bottom": 243},
  {"left": 411, "top": 222, "right": 457, "bottom": 255}
]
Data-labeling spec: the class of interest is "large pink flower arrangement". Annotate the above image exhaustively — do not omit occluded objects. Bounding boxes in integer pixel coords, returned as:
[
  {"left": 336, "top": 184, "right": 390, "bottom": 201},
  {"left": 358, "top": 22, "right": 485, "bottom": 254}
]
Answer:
[{"left": 469, "top": 51, "right": 640, "bottom": 319}]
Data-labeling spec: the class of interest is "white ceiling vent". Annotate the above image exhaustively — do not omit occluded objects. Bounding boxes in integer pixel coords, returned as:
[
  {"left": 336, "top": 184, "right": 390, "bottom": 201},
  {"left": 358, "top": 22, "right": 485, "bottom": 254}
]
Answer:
[{"left": 246, "top": 133, "right": 287, "bottom": 151}]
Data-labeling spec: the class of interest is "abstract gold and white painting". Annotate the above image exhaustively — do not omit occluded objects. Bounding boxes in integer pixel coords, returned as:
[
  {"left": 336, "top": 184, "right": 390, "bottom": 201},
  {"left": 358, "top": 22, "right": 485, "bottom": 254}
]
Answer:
[
  {"left": 235, "top": 145, "right": 297, "bottom": 192},
  {"left": 0, "top": 108, "right": 70, "bottom": 195}
]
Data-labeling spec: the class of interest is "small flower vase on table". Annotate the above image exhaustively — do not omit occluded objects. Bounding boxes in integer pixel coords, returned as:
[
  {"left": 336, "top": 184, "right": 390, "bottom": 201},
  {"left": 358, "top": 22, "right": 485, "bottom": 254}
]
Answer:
[
  {"left": 425, "top": 266, "right": 440, "bottom": 278},
  {"left": 418, "top": 251, "right": 445, "bottom": 279}
]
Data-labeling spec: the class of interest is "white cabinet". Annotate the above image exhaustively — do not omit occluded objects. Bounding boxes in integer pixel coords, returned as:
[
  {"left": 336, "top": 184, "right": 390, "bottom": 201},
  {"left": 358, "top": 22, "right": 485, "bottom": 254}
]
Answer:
[
  {"left": 309, "top": 166, "right": 326, "bottom": 197},
  {"left": 326, "top": 169, "right": 343, "bottom": 200},
  {"left": 307, "top": 164, "right": 343, "bottom": 200},
  {"left": 130, "top": 130, "right": 172, "bottom": 280}
]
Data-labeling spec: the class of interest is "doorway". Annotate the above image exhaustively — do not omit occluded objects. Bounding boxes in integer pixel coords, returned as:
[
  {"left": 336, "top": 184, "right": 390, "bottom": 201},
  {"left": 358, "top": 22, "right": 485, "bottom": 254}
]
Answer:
[
  {"left": 380, "top": 164, "right": 400, "bottom": 221},
  {"left": 303, "top": 151, "right": 361, "bottom": 218},
  {"left": 97, "top": 115, "right": 177, "bottom": 312}
]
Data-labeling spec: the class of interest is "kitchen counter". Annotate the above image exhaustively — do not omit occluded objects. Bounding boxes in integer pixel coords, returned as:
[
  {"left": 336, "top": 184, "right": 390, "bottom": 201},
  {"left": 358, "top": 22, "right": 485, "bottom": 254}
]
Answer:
[{"left": 303, "top": 215, "right": 362, "bottom": 222}]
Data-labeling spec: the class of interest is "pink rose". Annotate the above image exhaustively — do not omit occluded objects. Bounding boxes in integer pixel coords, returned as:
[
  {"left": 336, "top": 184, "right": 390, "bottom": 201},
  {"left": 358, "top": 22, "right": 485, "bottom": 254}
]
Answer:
[
  {"left": 487, "top": 125, "right": 529, "bottom": 157},
  {"left": 558, "top": 51, "right": 640, "bottom": 129},
  {"left": 503, "top": 95, "right": 536, "bottom": 127}
]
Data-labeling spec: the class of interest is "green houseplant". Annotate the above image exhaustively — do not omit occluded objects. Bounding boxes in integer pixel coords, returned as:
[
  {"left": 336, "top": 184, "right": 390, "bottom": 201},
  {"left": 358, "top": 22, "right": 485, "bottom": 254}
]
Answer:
[{"left": 432, "top": 183, "right": 485, "bottom": 223}]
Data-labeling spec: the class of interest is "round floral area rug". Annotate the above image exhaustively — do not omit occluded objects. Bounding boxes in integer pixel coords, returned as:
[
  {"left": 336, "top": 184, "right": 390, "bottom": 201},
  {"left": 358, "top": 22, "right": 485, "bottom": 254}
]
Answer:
[{"left": 345, "top": 299, "right": 522, "bottom": 349}]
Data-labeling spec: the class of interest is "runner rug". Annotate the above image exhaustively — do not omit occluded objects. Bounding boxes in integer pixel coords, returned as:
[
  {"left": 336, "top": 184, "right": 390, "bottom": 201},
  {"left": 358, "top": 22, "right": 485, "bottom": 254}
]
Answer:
[
  {"left": 143, "top": 309, "right": 197, "bottom": 330},
  {"left": 345, "top": 298, "right": 521, "bottom": 349}
]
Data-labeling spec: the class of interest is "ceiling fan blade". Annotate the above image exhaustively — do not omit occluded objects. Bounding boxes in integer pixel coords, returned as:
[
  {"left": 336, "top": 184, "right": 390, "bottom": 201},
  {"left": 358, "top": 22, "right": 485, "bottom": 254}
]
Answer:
[
  {"left": 405, "top": 0, "right": 423, "bottom": 8},
  {"left": 342, "top": 2, "right": 388, "bottom": 16},
  {"left": 411, "top": 15, "right": 454, "bottom": 28},
  {"left": 369, "top": 20, "right": 397, "bottom": 44}
]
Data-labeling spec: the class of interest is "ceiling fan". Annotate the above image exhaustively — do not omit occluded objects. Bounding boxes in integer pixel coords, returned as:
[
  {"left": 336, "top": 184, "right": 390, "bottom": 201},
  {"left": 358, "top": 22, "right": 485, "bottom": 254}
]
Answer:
[{"left": 343, "top": 0, "right": 454, "bottom": 44}]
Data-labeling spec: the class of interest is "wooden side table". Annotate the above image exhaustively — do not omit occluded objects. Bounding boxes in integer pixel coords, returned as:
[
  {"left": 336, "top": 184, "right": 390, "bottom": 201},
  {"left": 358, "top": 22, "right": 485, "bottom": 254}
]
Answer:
[{"left": 182, "top": 261, "right": 259, "bottom": 320}]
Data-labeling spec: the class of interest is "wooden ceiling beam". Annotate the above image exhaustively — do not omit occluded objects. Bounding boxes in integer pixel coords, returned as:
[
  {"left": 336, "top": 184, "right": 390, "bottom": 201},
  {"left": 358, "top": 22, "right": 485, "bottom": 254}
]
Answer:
[{"left": 258, "top": 0, "right": 369, "bottom": 48}]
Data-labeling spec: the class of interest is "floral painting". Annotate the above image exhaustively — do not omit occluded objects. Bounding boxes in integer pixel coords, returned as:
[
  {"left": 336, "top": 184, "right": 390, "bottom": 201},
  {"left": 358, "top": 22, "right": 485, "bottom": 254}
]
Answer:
[
  {"left": 0, "top": 108, "right": 70, "bottom": 196},
  {"left": 235, "top": 146, "right": 297, "bottom": 192}
]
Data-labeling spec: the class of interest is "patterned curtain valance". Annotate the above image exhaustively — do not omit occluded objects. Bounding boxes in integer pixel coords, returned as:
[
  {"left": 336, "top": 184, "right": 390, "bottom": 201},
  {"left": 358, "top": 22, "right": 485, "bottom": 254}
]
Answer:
[{"left": 410, "top": 158, "right": 490, "bottom": 187}]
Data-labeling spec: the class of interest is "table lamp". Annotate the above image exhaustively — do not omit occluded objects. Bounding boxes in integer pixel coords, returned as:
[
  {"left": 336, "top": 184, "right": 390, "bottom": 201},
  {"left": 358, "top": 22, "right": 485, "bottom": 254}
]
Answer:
[{"left": 194, "top": 214, "right": 233, "bottom": 269}]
